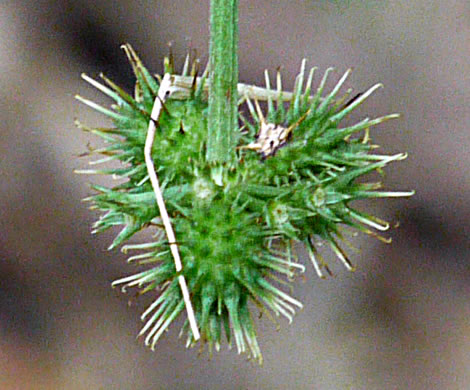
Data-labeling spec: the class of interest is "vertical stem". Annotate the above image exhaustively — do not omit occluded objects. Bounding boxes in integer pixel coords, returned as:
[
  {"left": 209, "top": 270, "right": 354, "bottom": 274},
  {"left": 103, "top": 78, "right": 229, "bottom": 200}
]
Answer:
[{"left": 206, "top": 0, "right": 239, "bottom": 165}]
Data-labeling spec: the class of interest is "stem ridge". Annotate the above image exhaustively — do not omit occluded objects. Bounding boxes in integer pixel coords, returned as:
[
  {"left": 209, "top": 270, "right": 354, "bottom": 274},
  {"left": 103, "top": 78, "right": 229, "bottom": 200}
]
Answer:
[{"left": 207, "top": 0, "right": 239, "bottom": 165}]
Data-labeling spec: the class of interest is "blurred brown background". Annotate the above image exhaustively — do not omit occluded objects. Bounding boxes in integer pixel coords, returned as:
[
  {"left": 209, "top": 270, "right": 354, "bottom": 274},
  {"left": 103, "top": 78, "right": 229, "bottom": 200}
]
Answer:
[{"left": 1, "top": 0, "right": 469, "bottom": 389}]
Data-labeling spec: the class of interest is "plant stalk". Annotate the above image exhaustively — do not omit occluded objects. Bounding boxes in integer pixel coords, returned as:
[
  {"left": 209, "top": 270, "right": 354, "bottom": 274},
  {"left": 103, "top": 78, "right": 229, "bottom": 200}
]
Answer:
[{"left": 206, "top": 0, "right": 239, "bottom": 165}]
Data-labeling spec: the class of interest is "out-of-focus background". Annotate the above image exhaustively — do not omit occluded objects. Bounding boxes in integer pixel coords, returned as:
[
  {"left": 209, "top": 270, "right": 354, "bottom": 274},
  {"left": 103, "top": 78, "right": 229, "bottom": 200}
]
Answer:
[{"left": 1, "top": 0, "right": 469, "bottom": 388}]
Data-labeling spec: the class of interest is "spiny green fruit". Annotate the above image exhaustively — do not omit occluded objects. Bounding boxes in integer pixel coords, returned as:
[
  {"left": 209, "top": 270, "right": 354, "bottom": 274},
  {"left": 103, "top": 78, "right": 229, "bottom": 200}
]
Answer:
[{"left": 76, "top": 44, "right": 413, "bottom": 363}]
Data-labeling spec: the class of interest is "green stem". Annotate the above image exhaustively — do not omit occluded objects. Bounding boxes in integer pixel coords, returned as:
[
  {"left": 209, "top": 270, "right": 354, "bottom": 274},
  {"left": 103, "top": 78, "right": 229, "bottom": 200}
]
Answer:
[{"left": 206, "top": 0, "right": 239, "bottom": 165}]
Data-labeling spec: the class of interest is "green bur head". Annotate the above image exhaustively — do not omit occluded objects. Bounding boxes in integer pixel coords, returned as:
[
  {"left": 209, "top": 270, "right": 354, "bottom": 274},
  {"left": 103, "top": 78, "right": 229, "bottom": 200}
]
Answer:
[{"left": 76, "top": 45, "right": 412, "bottom": 363}]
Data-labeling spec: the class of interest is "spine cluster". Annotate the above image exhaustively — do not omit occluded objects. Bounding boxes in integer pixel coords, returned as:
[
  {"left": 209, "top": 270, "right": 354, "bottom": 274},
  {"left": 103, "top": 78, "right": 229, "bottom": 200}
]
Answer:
[{"left": 76, "top": 45, "right": 413, "bottom": 363}]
